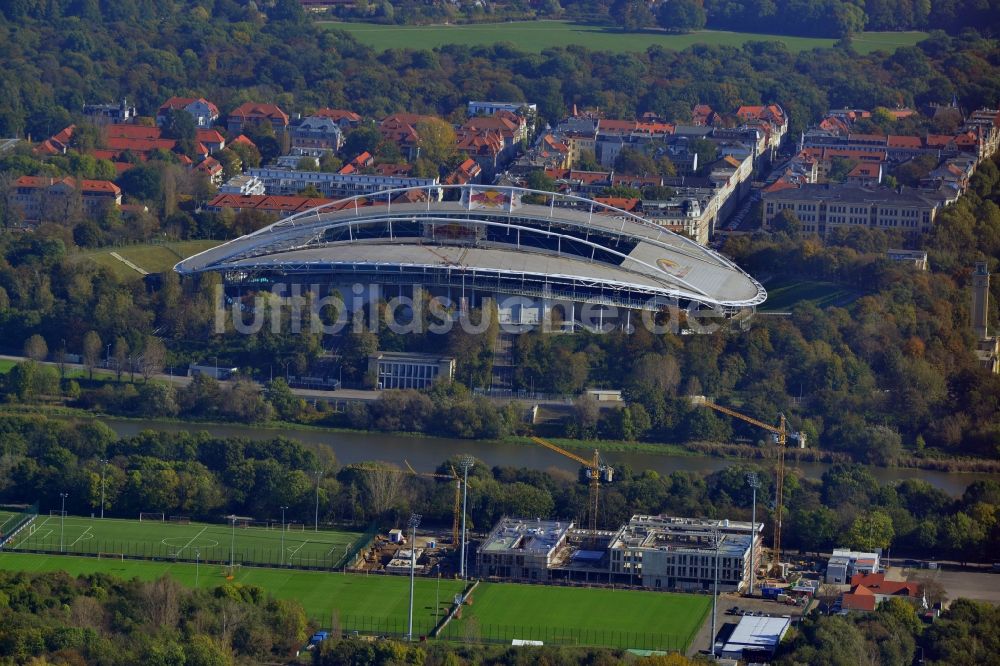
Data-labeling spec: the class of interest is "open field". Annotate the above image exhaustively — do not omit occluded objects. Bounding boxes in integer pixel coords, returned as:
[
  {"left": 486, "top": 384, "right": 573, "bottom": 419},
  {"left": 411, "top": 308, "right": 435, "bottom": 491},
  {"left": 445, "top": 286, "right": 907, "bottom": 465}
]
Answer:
[
  {"left": 759, "top": 278, "right": 863, "bottom": 311},
  {"left": 0, "top": 553, "right": 465, "bottom": 634},
  {"left": 78, "top": 240, "right": 220, "bottom": 280},
  {"left": 441, "top": 582, "right": 710, "bottom": 652},
  {"left": 327, "top": 21, "right": 928, "bottom": 55},
  {"left": 9, "top": 514, "right": 363, "bottom": 570}
]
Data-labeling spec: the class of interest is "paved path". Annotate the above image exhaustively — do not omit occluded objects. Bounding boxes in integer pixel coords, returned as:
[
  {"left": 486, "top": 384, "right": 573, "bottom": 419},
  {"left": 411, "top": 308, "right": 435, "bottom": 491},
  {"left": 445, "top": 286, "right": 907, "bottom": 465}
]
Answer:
[{"left": 109, "top": 252, "right": 149, "bottom": 276}]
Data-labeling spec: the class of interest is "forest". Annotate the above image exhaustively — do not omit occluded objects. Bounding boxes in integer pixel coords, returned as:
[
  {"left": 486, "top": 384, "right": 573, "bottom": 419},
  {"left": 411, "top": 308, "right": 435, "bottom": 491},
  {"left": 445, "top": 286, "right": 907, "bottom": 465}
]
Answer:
[{"left": 1, "top": 413, "right": 998, "bottom": 562}]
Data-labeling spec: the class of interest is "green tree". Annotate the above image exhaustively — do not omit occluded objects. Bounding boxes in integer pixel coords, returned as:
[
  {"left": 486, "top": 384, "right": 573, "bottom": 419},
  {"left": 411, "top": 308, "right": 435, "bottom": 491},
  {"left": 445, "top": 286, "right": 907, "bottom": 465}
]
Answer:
[
  {"left": 847, "top": 509, "right": 895, "bottom": 551},
  {"left": 415, "top": 117, "right": 457, "bottom": 168},
  {"left": 657, "top": 0, "right": 707, "bottom": 33}
]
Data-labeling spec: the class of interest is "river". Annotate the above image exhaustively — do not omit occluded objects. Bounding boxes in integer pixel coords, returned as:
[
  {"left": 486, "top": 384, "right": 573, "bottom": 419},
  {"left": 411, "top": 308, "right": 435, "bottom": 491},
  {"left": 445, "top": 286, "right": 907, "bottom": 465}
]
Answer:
[{"left": 100, "top": 418, "right": 998, "bottom": 497}]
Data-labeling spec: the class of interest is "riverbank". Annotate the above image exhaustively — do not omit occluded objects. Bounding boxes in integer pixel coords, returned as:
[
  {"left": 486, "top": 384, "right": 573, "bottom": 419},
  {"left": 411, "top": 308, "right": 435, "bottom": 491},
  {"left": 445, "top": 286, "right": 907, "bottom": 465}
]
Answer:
[{"left": 5, "top": 404, "right": 999, "bottom": 476}]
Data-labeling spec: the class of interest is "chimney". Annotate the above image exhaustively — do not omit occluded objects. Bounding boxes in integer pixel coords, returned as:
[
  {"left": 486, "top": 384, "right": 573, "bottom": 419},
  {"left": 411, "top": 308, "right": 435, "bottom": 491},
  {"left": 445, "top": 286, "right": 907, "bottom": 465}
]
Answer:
[{"left": 971, "top": 262, "right": 990, "bottom": 340}]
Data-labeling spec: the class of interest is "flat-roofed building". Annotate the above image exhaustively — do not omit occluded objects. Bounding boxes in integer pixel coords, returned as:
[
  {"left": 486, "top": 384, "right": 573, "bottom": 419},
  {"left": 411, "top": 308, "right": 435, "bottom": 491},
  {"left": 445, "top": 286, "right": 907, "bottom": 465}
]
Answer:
[
  {"left": 367, "top": 351, "right": 455, "bottom": 390},
  {"left": 720, "top": 615, "right": 791, "bottom": 660},
  {"left": 825, "top": 548, "right": 880, "bottom": 584},
  {"left": 477, "top": 517, "right": 573, "bottom": 582},
  {"left": 887, "top": 248, "right": 928, "bottom": 270},
  {"left": 607, "top": 515, "right": 763, "bottom": 592},
  {"left": 763, "top": 184, "right": 941, "bottom": 237}
]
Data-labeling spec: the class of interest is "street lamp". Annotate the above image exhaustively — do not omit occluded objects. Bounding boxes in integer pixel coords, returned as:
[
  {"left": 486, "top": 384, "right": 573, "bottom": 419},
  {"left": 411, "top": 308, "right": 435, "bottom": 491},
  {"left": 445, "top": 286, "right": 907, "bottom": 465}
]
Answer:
[
  {"left": 459, "top": 456, "right": 474, "bottom": 579},
  {"left": 407, "top": 513, "right": 422, "bottom": 642},
  {"left": 746, "top": 472, "right": 761, "bottom": 597},
  {"left": 314, "top": 470, "right": 322, "bottom": 532},
  {"left": 99, "top": 459, "right": 109, "bottom": 519},
  {"left": 195, "top": 548, "right": 200, "bottom": 587},
  {"left": 59, "top": 493, "right": 68, "bottom": 552},
  {"left": 280, "top": 506, "right": 288, "bottom": 566}
]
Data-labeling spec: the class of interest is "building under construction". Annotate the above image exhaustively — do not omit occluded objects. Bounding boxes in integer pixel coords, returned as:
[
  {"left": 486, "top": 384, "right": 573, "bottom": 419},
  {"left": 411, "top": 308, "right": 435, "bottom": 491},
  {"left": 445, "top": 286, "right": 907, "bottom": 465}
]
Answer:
[{"left": 476, "top": 514, "right": 763, "bottom": 592}]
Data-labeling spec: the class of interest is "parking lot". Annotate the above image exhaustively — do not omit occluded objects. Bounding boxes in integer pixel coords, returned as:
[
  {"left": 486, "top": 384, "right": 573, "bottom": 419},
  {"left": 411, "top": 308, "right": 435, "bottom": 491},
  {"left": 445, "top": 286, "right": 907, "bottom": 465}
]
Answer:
[
  {"left": 687, "top": 592, "right": 807, "bottom": 657},
  {"left": 903, "top": 567, "right": 1000, "bottom": 604}
]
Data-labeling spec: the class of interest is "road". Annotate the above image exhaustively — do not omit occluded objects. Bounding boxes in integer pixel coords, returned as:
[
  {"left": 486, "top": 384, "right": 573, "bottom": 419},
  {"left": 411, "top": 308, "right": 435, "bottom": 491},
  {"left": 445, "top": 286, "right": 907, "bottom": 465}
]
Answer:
[{"left": 0, "top": 354, "right": 572, "bottom": 406}]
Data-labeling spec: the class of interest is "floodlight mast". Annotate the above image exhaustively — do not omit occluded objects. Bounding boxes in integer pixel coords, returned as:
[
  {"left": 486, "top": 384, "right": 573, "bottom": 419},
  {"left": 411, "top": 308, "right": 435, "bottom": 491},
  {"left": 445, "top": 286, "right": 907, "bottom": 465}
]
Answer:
[
  {"left": 407, "top": 513, "right": 422, "bottom": 642},
  {"left": 459, "top": 456, "right": 474, "bottom": 579},
  {"left": 746, "top": 472, "right": 761, "bottom": 596}
]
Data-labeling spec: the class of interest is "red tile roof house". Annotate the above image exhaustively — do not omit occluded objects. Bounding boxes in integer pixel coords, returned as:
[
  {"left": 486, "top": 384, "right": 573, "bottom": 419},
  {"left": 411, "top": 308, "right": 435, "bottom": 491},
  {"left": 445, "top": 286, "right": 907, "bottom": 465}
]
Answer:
[
  {"left": 195, "top": 156, "right": 224, "bottom": 186},
  {"left": 313, "top": 108, "right": 363, "bottom": 130},
  {"left": 11, "top": 176, "right": 121, "bottom": 222},
  {"left": 156, "top": 97, "right": 220, "bottom": 128},
  {"left": 378, "top": 113, "right": 435, "bottom": 161},
  {"left": 840, "top": 573, "right": 923, "bottom": 613},
  {"left": 227, "top": 103, "right": 290, "bottom": 134},
  {"left": 443, "top": 158, "right": 483, "bottom": 186}
]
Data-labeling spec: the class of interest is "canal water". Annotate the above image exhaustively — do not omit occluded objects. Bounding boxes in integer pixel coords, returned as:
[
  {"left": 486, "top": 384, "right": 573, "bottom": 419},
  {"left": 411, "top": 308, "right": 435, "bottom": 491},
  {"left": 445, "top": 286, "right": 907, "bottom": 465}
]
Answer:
[{"left": 98, "top": 418, "right": 999, "bottom": 497}]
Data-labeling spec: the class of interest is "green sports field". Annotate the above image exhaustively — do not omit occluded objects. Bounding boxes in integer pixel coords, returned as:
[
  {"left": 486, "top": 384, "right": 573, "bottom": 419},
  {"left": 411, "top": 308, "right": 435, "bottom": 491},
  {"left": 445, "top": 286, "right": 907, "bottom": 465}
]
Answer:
[
  {"left": 441, "top": 582, "right": 710, "bottom": 651},
  {"left": 759, "top": 278, "right": 863, "bottom": 311},
  {"left": 8, "top": 514, "right": 363, "bottom": 570},
  {"left": 77, "top": 239, "right": 221, "bottom": 281},
  {"left": 328, "top": 20, "right": 928, "bottom": 55},
  {"left": 0, "top": 553, "right": 464, "bottom": 635}
]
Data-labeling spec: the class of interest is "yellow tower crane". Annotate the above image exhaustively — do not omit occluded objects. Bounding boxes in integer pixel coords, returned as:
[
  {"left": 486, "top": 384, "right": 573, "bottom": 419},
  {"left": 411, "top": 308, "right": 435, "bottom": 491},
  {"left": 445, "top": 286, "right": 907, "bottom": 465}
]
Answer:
[
  {"left": 530, "top": 436, "right": 611, "bottom": 535},
  {"left": 689, "top": 396, "right": 804, "bottom": 565},
  {"left": 405, "top": 461, "right": 462, "bottom": 547},
  {"left": 353, "top": 462, "right": 463, "bottom": 547}
]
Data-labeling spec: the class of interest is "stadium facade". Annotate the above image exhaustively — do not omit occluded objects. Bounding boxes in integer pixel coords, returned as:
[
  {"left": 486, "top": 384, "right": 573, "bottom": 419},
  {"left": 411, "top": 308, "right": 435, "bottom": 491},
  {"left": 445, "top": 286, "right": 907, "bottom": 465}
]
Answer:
[{"left": 176, "top": 185, "right": 765, "bottom": 331}]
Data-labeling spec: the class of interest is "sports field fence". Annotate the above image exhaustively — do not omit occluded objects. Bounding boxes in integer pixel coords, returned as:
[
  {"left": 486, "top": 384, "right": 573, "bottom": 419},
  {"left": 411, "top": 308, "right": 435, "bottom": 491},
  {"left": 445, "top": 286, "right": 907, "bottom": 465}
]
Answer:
[{"left": 0, "top": 503, "right": 38, "bottom": 549}]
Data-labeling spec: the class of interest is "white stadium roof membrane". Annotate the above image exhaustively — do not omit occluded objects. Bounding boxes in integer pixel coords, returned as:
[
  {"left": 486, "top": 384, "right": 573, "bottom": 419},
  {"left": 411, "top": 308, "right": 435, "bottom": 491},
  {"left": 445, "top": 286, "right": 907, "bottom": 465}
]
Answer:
[{"left": 176, "top": 185, "right": 766, "bottom": 311}]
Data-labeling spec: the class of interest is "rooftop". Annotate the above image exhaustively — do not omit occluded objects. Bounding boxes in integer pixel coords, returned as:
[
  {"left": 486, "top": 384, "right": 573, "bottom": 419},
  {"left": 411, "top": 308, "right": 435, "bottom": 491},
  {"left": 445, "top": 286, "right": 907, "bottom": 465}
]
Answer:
[
  {"left": 480, "top": 518, "right": 571, "bottom": 556},
  {"left": 175, "top": 186, "right": 766, "bottom": 309},
  {"left": 723, "top": 615, "right": 791, "bottom": 651},
  {"left": 609, "top": 515, "right": 760, "bottom": 556}
]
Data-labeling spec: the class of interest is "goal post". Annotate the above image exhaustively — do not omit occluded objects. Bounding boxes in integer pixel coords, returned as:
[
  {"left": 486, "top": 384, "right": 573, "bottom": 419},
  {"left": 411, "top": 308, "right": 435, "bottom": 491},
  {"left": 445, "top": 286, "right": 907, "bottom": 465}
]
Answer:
[{"left": 139, "top": 512, "right": 165, "bottom": 522}]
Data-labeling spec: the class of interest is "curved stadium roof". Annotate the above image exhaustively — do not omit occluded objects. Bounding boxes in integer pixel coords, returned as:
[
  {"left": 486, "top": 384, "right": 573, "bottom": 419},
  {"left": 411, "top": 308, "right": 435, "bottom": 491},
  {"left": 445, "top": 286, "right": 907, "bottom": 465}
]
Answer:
[{"left": 176, "top": 185, "right": 766, "bottom": 311}]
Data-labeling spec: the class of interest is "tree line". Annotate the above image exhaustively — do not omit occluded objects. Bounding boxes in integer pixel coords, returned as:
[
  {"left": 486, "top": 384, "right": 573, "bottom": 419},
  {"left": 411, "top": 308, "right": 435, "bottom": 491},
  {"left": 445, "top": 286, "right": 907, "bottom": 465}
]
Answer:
[{"left": 1, "top": 413, "right": 998, "bottom": 561}]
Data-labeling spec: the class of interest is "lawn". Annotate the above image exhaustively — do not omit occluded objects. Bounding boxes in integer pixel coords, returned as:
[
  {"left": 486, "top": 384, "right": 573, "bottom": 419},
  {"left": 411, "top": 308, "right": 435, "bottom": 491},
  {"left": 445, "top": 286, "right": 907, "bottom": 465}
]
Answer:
[
  {"left": 0, "top": 553, "right": 465, "bottom": 635},
  {"left": 0, "top": 360, "right": 16, "bottom": 374},
  {"left": 9, "top": 514, "right": 363, "bottom": 570},
  {"left": 759, "top": 278, "right": 862, "bottom": 311},
  {"left": 442, "top": 582, "right": 710, "bottom": 652},
  {"left": 327, "top": 20, "right": 928, "bottom": 55},
  {"left": 78, "top": 240, "right": 221, "bottom": 281}
]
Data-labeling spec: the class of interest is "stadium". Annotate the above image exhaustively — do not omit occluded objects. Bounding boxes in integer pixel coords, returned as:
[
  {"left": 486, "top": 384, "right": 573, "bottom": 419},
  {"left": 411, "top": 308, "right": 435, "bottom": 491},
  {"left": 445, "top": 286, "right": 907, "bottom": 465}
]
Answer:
[{"left": 176, "top": 185, "right": 766, "bottom": 329}]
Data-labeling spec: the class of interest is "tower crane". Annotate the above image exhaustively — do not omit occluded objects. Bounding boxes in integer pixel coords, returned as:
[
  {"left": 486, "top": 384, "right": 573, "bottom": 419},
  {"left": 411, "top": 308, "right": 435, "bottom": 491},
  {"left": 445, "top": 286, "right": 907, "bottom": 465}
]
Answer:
[
  {"left": 689, "top": 396, "right": 805, "bottom": 565},
  {"left": 530, "top": 436, "right": 612, "bottom": 535},
  {"left": 353, "top": 462, "right": 462, "bottom": 547},
  {"left": 405, "top": 460, "right": 462, "bottom": 547}
]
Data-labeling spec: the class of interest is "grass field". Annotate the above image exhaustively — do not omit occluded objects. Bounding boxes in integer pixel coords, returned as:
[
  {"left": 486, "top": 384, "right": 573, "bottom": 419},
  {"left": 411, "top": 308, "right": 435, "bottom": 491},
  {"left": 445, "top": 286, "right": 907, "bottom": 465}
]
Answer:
[
  {"left": 327, "top": 20, "right": 928, "bottom": 55},
  {"left": 759, "top": 278, "right": 862, "bottom": 311},
  {"left": 0, "top": 511, "right": 21, "bottom": 533},
  {"left": 0, "top": 553, "right": 465, "bottom": 634},
  {"left": 441, "top": 582, "right": 710, "bottom": 651},
  {"left": 0, "top": 552, "right": 709, "bottom": 650},
  {"left": 78, "top": 240, "right": 220, "bottom": 281},
  {"left": 9, "top": 514, "right": 363, "bottom": 570},
  {"left": 0, "top": 360, "right": 15, "bottom": 374}
]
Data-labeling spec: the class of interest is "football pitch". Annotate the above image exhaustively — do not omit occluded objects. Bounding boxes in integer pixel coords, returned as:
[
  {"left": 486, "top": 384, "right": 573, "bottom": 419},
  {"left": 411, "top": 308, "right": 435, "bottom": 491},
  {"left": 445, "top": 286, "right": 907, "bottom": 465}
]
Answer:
[
  {"left": 441, "top": 582, "right": 709, "bottom": 652},
  {"left": 7, "top": 514, "right": 364, "bottom": 569},
  {"left": 0, "top": 552, "right": 709, "bottom": 651},
  {"left": 0, "top": 553, "right": 465, "bottom": 636}
]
